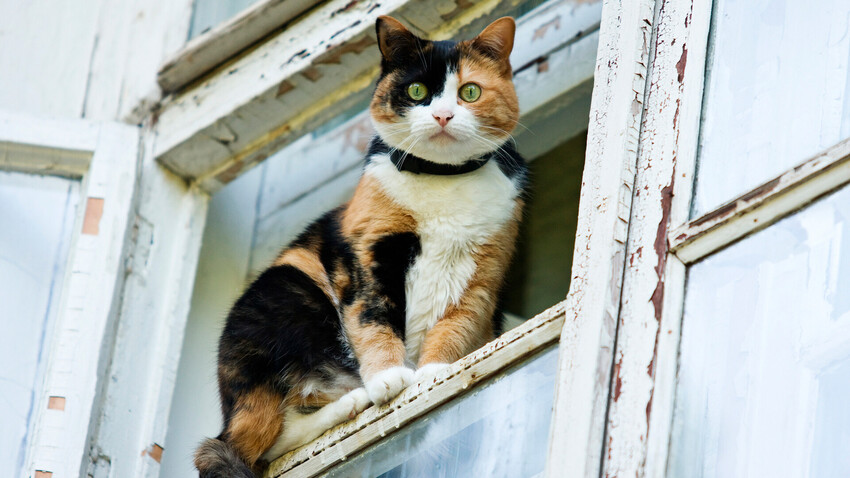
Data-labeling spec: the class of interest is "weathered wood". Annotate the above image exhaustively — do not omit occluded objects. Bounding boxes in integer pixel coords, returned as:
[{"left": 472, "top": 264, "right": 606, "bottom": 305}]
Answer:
[
  {"left": 601, "top": 1, "right": 712, "bottom": 477},
  {"left": 158, "top": 0, "right": 318, "bottom": 93},
  {"left": 19, "top": 120, "right": 141, "bottom": 478},
  {"left": 670, "top": 137, "right": 850, "bottom": 264},
  {"left": 265, "top": 301, "right": 568, "bottom": 478},
  {"left": 543, "top": 0, "right": 656, "bottom": 477},
  {"left": 83, "top": 122, "right": 210, "bottom": 478},
  {"left": 152, "top": 0, "right": 603, "bottom": 193},
  {"left": 84, "top": 0, "right": 195, "bottom": 122},
  {"left": 249, "top": 23, "right": 600, "bottom": 272},
  {"left": 0, "top": 112, "right": 99, "bottom": 177}
]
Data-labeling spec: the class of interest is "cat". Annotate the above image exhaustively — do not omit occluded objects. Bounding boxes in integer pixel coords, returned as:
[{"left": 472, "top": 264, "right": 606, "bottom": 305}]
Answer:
[{"left": 195, "top": 15, "right": 528, "bottom": 478}]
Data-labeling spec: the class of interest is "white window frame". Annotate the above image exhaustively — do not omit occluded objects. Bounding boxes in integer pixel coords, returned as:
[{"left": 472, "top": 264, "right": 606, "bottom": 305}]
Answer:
[
  {"left": 146, "top": 0, "right": 654, "bottom": 476},
  {"left": 0, "top": 113, "right": 138, "bottom": 478},
  {"left": 601, "top": 0, "right": 850, "bottom": 476}
]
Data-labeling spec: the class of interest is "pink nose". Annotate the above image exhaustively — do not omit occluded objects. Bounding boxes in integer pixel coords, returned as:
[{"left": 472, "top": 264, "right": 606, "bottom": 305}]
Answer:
[{"left": 432, "top": 110, "right": 454, "bottom": 128}]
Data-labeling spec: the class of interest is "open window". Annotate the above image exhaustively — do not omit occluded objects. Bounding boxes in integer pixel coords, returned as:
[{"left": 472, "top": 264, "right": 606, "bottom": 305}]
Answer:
[
  {"left": 0, "top": 114, "right": 139, "bottom": 477},
  {"left": 160, "top": 0, "right": 609, "bottom": 476}
]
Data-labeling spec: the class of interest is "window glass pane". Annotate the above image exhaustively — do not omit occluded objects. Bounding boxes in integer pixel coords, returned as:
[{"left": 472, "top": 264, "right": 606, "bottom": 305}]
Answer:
[
  {"left": 0, "top": 171, "right": 79, "bottom": 475},
  {"left": 670, "top": 185, "right": 850, "bottom": 477},
  {"left": 694, "top": 0, "right": 850, "bottom": 215},
  {"left": 325, "top": 346, "right": 558, "bottom": 478},
  {"left": 188, "top": 0, "right": 261, "bottom": 39}
]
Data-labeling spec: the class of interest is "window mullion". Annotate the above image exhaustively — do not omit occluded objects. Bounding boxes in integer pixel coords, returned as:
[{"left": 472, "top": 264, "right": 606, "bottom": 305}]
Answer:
[
  {"left": 670, "top": 137, "right": 850, "bottom": 264},
  {"left": 599, "top": 0, "right": 712, "bottom": 477}
]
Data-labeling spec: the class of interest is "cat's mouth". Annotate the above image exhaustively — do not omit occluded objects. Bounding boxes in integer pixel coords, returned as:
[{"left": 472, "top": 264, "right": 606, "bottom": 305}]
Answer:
[{"left": 429, "top": 130, "right": 457, "bottom": 142}]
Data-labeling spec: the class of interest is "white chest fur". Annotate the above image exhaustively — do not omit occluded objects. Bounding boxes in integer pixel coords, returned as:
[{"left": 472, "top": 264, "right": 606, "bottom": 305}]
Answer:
[{"left": 365, "top": 154, "right": 519, "bottom": 363}]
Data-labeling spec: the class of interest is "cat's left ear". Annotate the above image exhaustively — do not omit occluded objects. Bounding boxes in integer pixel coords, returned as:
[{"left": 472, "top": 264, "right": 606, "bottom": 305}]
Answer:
[{"left": 472, "top": 17, "right": 516, "bottom": 64}]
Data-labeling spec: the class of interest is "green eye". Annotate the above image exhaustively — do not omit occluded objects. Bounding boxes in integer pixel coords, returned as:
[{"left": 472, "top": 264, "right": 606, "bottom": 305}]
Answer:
[
  {"left": 459, "top": 83, "right": 481, "bottom": 102},
  {"left": 407, "top": 82, "right": 428, "bottom": 101}
]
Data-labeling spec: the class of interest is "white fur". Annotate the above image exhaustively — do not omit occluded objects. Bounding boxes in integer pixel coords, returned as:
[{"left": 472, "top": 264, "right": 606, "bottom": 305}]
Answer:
[
  {"left": 364, "top": 366, "right": 416, "bottom": 405},
  {"left": 372, "top": 68, "right": 506, "bottom": 164},
  {"left": 261, "top": 387, "right": 371, "bottom": 461},
  {"left": 414, "top": 362, "right": 451, "bottom": 383},
  {"left": 365, "top": 154, "right": 520, "bottom": 364}
]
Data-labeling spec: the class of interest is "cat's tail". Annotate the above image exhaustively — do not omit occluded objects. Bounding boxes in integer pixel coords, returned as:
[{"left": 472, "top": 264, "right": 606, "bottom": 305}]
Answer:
[{"left": 194, "top": 436, "right": 255, "bottom": 478}]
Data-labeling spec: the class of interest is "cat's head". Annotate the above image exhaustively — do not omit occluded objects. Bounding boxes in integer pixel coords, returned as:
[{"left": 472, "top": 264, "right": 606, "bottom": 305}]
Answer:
[{"left": 371, "top": 16, "right": 519, "bottom": 164}]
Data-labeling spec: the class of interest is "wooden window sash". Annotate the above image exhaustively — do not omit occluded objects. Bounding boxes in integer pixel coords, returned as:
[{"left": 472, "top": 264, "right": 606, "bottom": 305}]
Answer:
[
  {"left": 152, "top": 0, "right": 603, "bottom": 194},
  {"left": 601, "top": 0, "right": 850, "bottom": 476}
]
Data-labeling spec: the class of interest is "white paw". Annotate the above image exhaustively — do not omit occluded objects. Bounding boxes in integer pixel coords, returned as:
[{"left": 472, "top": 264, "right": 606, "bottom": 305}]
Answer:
[
  {"left": 415, "top": 363, "right": 451, "bottom": 384},
  {"left": 365, "top": 366, "right": 415, "bottom": 405},
  {"left": 338, "top": 387, "right": 371, "bottom": 420}
]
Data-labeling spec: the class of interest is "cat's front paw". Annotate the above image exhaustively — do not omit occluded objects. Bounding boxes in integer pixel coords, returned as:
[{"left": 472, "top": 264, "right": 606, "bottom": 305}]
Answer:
[
  {"left": 365, "top": 366, "right": 415, "bottom": 405},
  {"left": 338, "top": 387, "right": 371, "bottom": 419},
  {"left": 415, "top": 363, "right": 451, "bottom": 384}
]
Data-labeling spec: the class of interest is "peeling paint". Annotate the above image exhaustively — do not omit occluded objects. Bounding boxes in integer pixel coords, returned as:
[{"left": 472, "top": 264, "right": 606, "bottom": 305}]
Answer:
[
  {"left": 82, "top": 197, "right": 105, "bottom": 236},
  {"left": 141, "top": 443, "right": 163, "bottom": 463},
  {"left": 533, "top": 16, "right": 562, "bottom": 41},
  {"left": 675, "top": 44, "right": 687, "bottom": 83}
]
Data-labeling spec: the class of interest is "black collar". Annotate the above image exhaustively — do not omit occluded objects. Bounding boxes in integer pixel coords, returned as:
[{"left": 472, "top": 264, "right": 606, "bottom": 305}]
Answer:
[{"left": 390, "top": 149, "right": 491, "bottom": 175}]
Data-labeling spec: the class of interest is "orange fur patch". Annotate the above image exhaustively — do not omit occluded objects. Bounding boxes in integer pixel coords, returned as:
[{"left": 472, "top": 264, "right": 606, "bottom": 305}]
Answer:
[
  {"left": 456, "top": 50, "right": 519, "bottom": 139},
  {"left": 342, "top": 300, "right": 408, "bottom": 380},
  {"left": 274, "top": 247, "right": 336, "bottom": 303},
  {"left": 370, "top": 71, "right": 401, "bottom": 125},
  {"left": 227, "top": 386, "right": 284, "bottom": 466}
]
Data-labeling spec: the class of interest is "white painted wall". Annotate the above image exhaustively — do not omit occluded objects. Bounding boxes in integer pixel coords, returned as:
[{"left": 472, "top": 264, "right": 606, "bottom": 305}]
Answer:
[
  {"left": 0, "top": 171, "right": 79, "bottom": 477},
  {"left": 0, "top": 0, "right": 193, "bottom": 121}
]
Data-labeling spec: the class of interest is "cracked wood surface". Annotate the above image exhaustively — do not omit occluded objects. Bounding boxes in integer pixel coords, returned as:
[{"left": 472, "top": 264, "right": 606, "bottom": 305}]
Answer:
[
  {"left": 601, "top": 1, "right": 712, "bottom": 477},
  {"left": 543, "top": 0, "right": 657, "bottom": 476},
  {"left": 152, "top": 0, "right": 602, "bottom": 193}
]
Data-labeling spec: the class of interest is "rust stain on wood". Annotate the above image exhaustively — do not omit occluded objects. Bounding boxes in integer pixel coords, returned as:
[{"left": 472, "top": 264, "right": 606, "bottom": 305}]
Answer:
[
  {"left": 47, "top": 396, "right": 66, "bottom": 410},
  {"left": 612, "top": 358, "right": 623, "bottom": 401},
  {"left": 142, "top": 443, "right": 164, "bottom": 463},
  {"left": 675, "top": 44, "right": 688, "bottom": 83},
  {"left": 738, "top": 176, "right": 780, "bottom": 203},
  {"left": 82, "top": 197, "right": 105, "bottom": 236},
  {"left": 650, "top": 181, "right": 674, "bottom": 321},
  {"left": 691, "top": 201, "right": 736, "bottom": 227}
]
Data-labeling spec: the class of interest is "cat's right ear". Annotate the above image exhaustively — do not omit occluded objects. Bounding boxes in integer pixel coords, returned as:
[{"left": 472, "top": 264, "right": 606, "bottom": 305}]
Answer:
[{"left": 376, "top": 16, "right": 417, "bottom": 64}]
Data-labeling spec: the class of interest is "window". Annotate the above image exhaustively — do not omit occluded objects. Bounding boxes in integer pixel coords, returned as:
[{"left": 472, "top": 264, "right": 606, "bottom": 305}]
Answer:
[
  {"left": 602, "top": 0, "right": 850, "bottom": 476},
  {"left": 0, "top": 114, "right": 139, "bottom": 477},
  {"left": 0, "top": 172, "right": 79, "bottom": 476},
  {"left": 160, "top": 0, "right": 608, "bottom": 476}
]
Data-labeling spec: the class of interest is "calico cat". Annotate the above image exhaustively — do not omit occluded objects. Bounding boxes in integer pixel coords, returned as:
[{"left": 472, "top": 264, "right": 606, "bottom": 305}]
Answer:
[{"left": 195, "top": 15, "right": 528, "bottom": 477}]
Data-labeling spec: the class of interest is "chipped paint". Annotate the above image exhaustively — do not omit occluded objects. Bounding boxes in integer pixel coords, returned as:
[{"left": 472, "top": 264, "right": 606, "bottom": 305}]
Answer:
[
  {"left": 670, "top": 137, "right": 850, "bottom": 264},
  {"left": 47, "top": 396, "right": 66, "bottom": 411},
  {"left": 675, "top": 44, "right": 687, "bottom": 83},
  {"left": 142, "top": 443, "right": 164, "bottom": 463},
  {"left": 82, "top": 197, "right": 105, "bottom": 235}
]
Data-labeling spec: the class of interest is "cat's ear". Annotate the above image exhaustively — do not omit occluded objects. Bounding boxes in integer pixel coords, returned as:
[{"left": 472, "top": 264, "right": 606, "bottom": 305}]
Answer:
[
  {"left": 472, "top": 17, "right": 516, "bottom": 63},
  {"left": 376, "top": 16, "right": 417, "bottom": 64}
]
